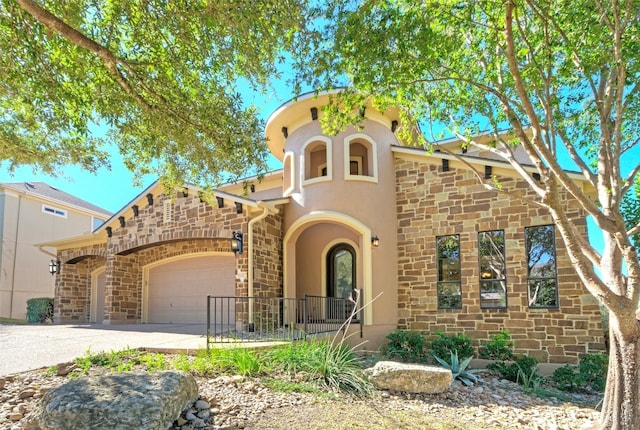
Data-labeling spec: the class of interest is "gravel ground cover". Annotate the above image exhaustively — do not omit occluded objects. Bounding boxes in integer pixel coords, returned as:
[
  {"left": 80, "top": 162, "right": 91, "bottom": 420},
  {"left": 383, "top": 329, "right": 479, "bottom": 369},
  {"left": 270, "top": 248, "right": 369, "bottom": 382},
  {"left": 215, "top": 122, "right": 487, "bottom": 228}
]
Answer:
[{"left": 1, "top": 360, "right": 601, "bottom": 430}]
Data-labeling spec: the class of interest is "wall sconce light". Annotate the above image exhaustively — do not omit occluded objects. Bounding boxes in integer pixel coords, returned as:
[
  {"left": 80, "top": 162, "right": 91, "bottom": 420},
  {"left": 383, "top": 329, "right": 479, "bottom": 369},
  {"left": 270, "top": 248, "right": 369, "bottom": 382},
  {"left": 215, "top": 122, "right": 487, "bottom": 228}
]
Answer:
[
  {"left": 281, "top": 127, "right": 288, "bottom": 138},
  {"left": 146, "top": 193, "right": 154, "bottom": 205},
  {"left": 49, "top": 259, "right": 61, "bottom": 276},
  {"left": 371, "top": 236, "right": 380, "bottom": 247},
  {"left": 132, "top": 205, "right": 139, "bottom": 217},
  {"left": 118, "top": 216, "right": 125, "bottom": 228},
  {"left": 106, "top": 227, "right": 112, "bottom": 237},
  {"left": 216, "top": 196, "right": 224, "bottom": 208},
  {"left": 231, "top": 231, "right": 243, "bottom": 254},
  {"left": 391, "top": 120, "right": 398, "bottom": 133},
  {"left": 235, "top": 202, "right": 243, "bottom": 214},
  {"left": 442, "top": 159, "right": 449, "bottom": 172},
  {"left": 310, "top": 107, "right": 318, "bottom": 121},
  {"left": 484, "top": 165, "right": 493, "bottom": 179}
]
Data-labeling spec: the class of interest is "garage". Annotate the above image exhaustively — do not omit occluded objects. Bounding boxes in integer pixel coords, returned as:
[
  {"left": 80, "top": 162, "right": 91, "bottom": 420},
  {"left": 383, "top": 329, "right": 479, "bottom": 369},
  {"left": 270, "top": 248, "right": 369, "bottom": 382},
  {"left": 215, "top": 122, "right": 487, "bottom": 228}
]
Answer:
[{"left": 146, "top": 254, "right": 235, "bottom": 323}]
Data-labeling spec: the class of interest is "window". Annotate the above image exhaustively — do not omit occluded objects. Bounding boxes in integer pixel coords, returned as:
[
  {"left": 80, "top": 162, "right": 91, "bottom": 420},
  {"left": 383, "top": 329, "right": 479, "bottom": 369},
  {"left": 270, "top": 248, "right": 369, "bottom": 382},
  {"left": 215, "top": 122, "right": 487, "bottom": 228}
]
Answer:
[
  {"left": 437, "top": 235, "right": 462, "bottom": 309},
  {"left": 525, "top": 225, "right": 558, "bottom": 308},
  {"left": 303, "top": 137, "right": 332, "bottom": 184},
  {"left": 344, "top": 134, "right": 378, "bottom": 182},
  {"left": 478, "top": 230, "right": 507, "bottom": 308},
  {"left": 327, "top": 243, "right": 357, "bottom": 320},
  {"left": 42, "top": 204, "right": 67, "bottom": 218},
  {"left": 283, "top": 152, "right": 295, "bottom": 196}
]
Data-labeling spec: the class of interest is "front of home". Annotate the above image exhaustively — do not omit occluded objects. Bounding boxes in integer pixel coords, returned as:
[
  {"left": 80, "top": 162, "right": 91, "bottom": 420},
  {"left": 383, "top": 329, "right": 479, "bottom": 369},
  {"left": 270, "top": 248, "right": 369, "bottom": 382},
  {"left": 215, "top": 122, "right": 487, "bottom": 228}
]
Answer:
[{"left": 44, "top": 93, "right": 605, "bottom": 364}]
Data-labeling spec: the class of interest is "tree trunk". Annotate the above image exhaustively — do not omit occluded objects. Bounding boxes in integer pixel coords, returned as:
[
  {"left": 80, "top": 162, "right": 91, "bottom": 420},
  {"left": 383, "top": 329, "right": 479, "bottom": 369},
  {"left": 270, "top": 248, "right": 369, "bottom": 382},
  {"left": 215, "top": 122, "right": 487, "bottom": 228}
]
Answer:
[{"left": 600, "top": 312, "right": 640, "bottom": 429}]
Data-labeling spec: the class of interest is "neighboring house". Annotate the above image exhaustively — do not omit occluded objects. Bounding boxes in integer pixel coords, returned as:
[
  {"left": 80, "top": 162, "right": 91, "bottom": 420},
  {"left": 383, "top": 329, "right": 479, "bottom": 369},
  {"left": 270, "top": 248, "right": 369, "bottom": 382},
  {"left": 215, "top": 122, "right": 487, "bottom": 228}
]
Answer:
[
  {"left": 0, "top": 182, "right": 111, "bottom": 320},
  {"left": 42, "top": 93, "right": 605, "bottom": 364}
]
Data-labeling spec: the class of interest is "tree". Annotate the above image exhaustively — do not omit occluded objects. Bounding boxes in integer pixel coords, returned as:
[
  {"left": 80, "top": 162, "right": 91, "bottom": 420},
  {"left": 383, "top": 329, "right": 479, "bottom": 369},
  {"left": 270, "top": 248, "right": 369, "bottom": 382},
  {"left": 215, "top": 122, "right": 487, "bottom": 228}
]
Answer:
[
  {"left": 0, "top": 0, "right": 305, "bottom": 189},
  {"left": 302, "top": 1, "right": 640, "bottom": 428}
]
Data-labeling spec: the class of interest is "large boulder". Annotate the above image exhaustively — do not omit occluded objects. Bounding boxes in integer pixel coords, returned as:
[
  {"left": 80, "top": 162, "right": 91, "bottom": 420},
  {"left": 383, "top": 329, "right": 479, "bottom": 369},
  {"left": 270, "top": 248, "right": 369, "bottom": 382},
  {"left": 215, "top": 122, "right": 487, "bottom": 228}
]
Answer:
[
  {"left": 365, "top": 361, "right": 453, "bottom": 394},
  {"left": 28, "top": 370, "right": 197, "bottom": 430}
]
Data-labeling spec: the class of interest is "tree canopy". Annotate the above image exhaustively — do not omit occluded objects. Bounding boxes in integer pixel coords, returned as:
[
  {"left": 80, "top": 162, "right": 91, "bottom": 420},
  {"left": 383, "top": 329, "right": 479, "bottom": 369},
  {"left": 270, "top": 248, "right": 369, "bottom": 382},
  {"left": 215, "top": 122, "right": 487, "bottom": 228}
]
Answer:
[{"left": 0, "top": 0, "right": 305, "bottom": 188}]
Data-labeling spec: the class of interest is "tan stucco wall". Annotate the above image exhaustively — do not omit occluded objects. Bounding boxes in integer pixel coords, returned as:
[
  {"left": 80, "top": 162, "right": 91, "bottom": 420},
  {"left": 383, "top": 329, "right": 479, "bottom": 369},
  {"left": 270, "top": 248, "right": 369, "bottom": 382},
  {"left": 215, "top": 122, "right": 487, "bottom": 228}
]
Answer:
[
  {"left": 394, "top": 157, "right": 605, "bottom": 364},
  {"left": 0, "top": 190, "right": 102, "bottom": 319}
]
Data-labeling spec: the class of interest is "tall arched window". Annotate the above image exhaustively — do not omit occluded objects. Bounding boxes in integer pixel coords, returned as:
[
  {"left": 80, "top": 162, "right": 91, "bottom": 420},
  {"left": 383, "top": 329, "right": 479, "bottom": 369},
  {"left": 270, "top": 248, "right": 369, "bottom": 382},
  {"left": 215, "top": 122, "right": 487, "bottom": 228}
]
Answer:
[{"left": 327, "top": 243, "right": 356, "bottom": 320}]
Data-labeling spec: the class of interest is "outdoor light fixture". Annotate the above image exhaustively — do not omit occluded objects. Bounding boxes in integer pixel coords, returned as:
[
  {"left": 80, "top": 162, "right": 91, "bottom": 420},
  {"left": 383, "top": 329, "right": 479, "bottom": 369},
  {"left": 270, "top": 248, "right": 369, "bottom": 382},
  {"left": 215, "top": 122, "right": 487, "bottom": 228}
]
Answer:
[
  {"left": 371, "top": 236, "right": 380, "bottom": 247},
  {"left": 49, "top": 259, "right": 61, "bottom": 276},
  {"left": 231, "top": 231, "right": 244, "bottom": 254}
]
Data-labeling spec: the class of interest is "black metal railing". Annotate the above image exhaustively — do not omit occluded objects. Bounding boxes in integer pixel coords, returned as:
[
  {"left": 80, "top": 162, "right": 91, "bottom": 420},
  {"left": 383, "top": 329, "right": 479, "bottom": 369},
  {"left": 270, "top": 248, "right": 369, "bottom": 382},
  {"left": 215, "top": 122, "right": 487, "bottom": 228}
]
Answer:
[{"left": 206, "top": 292, "right": 362, "bottom": 348}]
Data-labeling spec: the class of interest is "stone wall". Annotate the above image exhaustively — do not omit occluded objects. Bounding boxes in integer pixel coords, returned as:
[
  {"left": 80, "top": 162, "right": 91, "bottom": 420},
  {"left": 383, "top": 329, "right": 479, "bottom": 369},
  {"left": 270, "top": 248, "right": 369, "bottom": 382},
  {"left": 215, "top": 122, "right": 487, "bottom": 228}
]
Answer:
[
  {"left": 55, "top": 190, "right": 249, "bottom": 324},
  {"left": 252, "top": 212, "right": 284, "bottom": 298},
  {"left": 395, "top": 158, "right": 605, "bottom": 364}
]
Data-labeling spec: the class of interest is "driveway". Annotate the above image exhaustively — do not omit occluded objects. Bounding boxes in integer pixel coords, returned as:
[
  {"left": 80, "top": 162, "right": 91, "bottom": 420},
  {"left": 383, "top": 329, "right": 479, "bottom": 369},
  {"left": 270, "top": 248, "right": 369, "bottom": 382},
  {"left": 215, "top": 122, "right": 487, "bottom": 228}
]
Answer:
[{"left": 0, "top": 323, "right": 208, "bottom": 376}]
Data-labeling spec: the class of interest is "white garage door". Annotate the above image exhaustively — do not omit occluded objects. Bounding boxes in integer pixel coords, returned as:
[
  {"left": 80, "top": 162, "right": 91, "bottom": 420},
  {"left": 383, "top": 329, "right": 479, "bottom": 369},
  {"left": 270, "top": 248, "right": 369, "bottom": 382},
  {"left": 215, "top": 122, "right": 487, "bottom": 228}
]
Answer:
[{"left": 147, "top": 255, "right": 235, "bottom": 323}]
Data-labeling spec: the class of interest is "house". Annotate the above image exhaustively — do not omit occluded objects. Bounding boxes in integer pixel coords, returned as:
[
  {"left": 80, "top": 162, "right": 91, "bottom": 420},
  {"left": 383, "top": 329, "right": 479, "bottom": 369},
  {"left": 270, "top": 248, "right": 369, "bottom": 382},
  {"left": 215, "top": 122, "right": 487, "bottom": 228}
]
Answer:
[
  {"left": 42, "top": 93, "right": 605, "bottom": 364},
  {"left": 0, "top": 182, "right": 111, "bottom": 320}
]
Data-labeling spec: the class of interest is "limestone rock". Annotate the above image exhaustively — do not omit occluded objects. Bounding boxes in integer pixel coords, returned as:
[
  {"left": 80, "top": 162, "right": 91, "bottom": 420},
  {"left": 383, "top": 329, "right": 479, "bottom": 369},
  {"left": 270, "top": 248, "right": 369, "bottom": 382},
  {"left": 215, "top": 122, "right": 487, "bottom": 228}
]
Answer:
[
  {"left": 365, "top": 361, "right": 453, "bottom": 394},
  {"left": 31, "top": 370, "right": 197, "bottom": 430}
]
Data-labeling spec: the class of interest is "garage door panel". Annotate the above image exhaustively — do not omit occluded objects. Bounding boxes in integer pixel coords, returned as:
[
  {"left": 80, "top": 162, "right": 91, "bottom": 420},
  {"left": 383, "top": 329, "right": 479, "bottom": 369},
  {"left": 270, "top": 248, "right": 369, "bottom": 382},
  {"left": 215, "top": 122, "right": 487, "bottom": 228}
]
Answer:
[{"left": 148, "top": 255, "right": 235, "bottom": 323}]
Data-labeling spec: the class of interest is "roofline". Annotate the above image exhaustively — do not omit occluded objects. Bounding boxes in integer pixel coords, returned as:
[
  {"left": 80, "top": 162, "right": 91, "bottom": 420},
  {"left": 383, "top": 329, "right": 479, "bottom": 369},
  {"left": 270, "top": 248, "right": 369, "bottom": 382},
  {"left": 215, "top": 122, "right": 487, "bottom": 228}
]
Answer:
[
  {"left": 391, "top": 145, "right": 589, "bottom": 182},
  {"left": 1, "top": 183, "right": 112, "bottom": 218}
]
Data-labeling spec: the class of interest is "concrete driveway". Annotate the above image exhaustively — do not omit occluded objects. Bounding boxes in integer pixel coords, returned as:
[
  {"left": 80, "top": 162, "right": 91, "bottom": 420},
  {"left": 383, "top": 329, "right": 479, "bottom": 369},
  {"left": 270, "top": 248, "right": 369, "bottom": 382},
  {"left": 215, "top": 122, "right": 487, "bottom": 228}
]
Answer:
[{"left": 0, "top": 323, "right": 208, "bottom": 376}]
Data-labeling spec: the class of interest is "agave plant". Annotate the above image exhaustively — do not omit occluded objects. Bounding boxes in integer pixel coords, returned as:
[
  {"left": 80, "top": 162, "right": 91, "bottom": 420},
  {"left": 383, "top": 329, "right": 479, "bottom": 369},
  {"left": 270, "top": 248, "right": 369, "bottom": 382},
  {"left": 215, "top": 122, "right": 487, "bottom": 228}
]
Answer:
[{"left": 433, "top": 350, "right": 480, "bottom": 386}]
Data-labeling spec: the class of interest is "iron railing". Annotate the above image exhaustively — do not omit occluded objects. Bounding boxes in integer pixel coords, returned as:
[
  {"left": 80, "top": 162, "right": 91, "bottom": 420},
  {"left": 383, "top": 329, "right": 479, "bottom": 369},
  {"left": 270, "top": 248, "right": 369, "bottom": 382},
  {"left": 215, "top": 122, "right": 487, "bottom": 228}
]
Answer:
[{"left": 206, "top": 292, "right": 362, "bottom": 349}]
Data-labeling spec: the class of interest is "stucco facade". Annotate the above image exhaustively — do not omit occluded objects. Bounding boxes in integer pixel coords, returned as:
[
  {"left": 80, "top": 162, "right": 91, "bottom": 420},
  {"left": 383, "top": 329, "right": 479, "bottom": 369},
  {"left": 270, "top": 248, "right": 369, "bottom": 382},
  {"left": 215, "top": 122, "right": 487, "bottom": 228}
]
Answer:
[
  {"left": 46, "top": 93, "right": 605, "bottom": 363},
  {"left": 0, "top": 182, "right": 110, "bottom": 320}
]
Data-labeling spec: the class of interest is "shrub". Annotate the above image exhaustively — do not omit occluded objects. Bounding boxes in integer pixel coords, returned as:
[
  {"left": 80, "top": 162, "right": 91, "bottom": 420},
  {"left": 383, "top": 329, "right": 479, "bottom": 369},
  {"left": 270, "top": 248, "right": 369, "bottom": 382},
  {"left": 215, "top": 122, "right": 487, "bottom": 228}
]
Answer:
[
  {"left": 552, "top": 353, "right": 608, "bottom": 393},
  {"left": 488, "top": 355, "right": 539, "bottom": 384},
  {"left": 429, "top": 331, "right": 474, "bottom": 364},
  {"left": 26, "top": 297, "right": 53, "bottom": 323},
  {"left": 382, "top": 330, "right": 428, "bottom": 363},
  {"left": 479, "top": 330, "right": 514, "bottom": 361}
]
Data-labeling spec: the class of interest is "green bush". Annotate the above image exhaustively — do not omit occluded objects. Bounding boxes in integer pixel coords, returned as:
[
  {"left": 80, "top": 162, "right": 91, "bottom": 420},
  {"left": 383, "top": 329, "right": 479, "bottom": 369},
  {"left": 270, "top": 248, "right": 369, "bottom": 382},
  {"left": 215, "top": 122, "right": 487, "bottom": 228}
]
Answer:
[
  {"left": 488, "top": 355, "right": 539, "bottom": 384},
  {"left": 26, "top": 297, "right": 53, "bottom": 323},
  {"left": 382, "top": 330, "right": 428, "bottom": 363},
  {"left": 479, "top": 330, "right": 514, "bottom": 361},
  {"left": 552, "top": 353, "right": 608, "bottom": 392},
  {"left": 429, "top": 331, "right": 474, "bottom": 364}
]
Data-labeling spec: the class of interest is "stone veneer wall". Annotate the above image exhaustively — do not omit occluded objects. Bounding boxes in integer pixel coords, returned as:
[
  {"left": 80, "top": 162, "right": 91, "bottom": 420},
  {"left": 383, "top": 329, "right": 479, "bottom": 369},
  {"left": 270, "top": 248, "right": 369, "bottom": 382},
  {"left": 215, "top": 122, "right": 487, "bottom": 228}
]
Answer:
[
  {"left": 252, "top": 212, "right": 284, "bottom": 298},
  {"left": 55, "top": 190, "right": 248, "bottom": 324},
  {"left": 395, "top": 158, "right": 605, "bottom": 364}
]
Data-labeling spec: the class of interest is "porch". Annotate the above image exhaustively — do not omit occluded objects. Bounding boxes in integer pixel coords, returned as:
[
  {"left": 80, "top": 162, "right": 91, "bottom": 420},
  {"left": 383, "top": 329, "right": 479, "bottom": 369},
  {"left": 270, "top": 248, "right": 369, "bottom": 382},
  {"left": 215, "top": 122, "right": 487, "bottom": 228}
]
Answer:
[{"left": 206, "top": 292, "right": 363, "bottom": 349}]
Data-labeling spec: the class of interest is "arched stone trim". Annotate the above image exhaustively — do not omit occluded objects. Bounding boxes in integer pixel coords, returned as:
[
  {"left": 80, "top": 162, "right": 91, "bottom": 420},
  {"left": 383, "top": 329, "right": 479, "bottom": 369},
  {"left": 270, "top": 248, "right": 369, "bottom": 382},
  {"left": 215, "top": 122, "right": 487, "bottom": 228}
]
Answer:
[{"left": 283, "top": 210, "right": 373, "bottom": 324}]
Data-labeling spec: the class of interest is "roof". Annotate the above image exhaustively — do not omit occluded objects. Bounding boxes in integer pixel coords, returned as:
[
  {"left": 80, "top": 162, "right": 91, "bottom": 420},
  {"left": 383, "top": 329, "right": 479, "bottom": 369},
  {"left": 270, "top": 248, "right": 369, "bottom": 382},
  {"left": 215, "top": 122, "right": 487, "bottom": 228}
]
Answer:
[{"left": 1, "top": 182, "right": 112, "bottom": 217}]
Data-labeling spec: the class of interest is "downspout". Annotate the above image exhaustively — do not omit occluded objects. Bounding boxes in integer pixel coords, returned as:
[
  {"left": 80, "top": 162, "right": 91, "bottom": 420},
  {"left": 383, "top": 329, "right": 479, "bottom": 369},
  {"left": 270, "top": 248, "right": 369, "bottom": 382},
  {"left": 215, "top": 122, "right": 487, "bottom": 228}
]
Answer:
[
  {"left": 9, "top": 194, "right": 22, "bottom": 319},
  {"left": 247, "top": 202, "right": 278, "bottom": 325}
]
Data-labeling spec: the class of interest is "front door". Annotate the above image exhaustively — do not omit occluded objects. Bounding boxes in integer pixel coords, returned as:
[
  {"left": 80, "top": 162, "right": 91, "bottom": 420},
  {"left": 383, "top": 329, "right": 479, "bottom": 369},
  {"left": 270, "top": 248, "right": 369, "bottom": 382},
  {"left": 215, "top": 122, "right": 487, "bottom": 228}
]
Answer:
[{"left": 327, "top": 243, "right": 356, "bottom": 320}]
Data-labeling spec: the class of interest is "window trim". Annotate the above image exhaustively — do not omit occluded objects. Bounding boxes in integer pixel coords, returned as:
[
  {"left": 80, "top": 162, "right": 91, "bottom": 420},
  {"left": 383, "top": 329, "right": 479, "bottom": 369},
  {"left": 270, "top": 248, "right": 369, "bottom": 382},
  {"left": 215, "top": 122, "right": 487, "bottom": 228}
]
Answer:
[
  {"left": 302, "top": 136, "right": 332, "bottom": 186},
  {"left": 344, "top": 133, "right": 378, "bottom": 183},
  {"left": 42, "top": 204, "right": 67, "bottom": 218},
  {"left": 478, "top": 230, "right": 508, "bottom": 309},
  {"left": 436, "top": 234, "right": 462, "bottom": 310},
  {"left": 525, "top": 224, "right": 559, "bottom": 309},
  {"left": 283, "top": 151, "right": 295, "bottom": 196}
]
